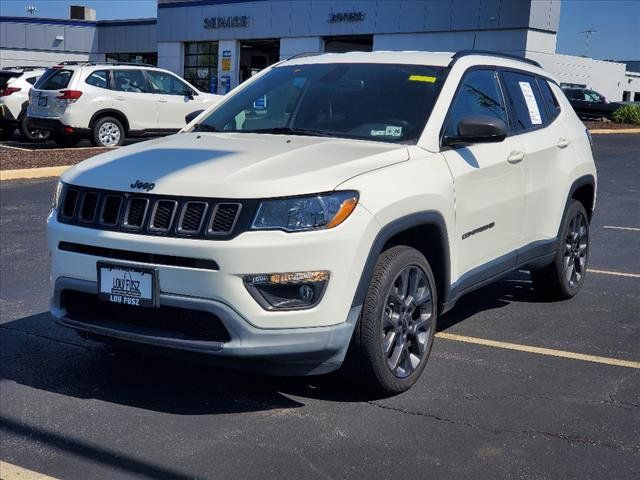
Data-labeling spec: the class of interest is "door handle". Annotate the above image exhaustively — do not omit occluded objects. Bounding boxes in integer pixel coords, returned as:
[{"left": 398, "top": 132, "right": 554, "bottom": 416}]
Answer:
[
  {"left": 115, "top": 96, "right": 125, "bottom": 101},
  {"left": 557, "top": 137, "right": 570, "bottom": 149},
  {"left": 158, "top": 99, "right": 168, "bottom": 103},
  {"left": 507, "top": 150, "right": 525, "bottom": 164}
]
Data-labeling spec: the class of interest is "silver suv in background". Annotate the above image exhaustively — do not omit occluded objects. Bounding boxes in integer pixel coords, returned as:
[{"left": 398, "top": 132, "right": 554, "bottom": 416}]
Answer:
[{"left": 27, "top": 62, "right": 222, "bottom": 147}]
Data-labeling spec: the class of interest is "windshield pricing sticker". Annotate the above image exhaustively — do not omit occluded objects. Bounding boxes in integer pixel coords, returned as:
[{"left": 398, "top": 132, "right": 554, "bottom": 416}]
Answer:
[
  {"left": 518, "top": 81, "right": 542, "bottom": 125},
  {"left": 371, "top": 126, "right": 403, "bottom": 137},
  {"left": 408, "top": 75, "right": 437, "bottom": 83}
]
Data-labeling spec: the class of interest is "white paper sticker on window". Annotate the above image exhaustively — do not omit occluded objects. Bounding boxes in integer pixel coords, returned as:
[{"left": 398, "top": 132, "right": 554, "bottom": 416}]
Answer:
[{"left": 518, "top": 81, "right": 542, "bottom": 125}]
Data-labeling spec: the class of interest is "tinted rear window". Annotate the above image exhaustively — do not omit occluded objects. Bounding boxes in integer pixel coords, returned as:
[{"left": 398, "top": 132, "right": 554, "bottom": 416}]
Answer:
[
  {"left": 0, "top": 72, "right": 21, "bottom": 89},
  {"left": 34, "top": 69, "right": 73, "bottom": 90}
]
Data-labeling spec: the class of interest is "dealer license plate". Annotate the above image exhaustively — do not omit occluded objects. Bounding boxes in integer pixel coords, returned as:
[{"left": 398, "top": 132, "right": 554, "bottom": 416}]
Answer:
[{"left": 97, "top": 262, "right": 157, "bottom": 308}]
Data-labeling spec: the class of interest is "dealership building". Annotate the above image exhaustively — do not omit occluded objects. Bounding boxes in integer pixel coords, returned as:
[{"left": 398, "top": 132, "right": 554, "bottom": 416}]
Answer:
[{"left": 1, "top": 0, "right": 639, "bottom": 101}]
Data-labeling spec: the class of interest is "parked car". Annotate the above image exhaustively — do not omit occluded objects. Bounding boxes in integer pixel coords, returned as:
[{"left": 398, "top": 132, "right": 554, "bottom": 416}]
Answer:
[
  {"left": 563, "top": 87, "right": 623, "bottom": 120},
  {"left": 48, "top": 51, "right": 596, "bottom": 394},
  {"left": 0, "top": 66, "right": 51, "bottom": 141},
  {"left": 27, "top": 62, "right": 222, "bottom": 147}
]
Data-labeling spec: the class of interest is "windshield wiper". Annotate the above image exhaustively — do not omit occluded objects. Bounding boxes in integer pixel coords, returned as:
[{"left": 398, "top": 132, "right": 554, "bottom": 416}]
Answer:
[
  {"left": 241, "top": 127, "right": 334, "bottom": 137},
  {"left": 194, "top": 124, "right": 219, "bottom": 132}
]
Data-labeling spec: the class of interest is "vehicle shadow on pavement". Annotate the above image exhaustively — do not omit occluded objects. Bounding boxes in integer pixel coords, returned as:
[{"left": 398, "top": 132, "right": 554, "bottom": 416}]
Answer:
[
  {"left": 437, "top": 271, "right": 544, "bottom": 332},
  {"left": 0, "top": 272, "right": 545, "bottom": 411}
]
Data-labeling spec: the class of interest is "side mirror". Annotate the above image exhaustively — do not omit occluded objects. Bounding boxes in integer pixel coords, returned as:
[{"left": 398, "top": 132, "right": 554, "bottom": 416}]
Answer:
[
  {"left": 183, "top": 89, "right": 195, "bottom": 100},
  {"left": 185, "top": 109, "right": 204, "bottom": 125},
  {"left": 443, "top": 115, "right": 507, "bottom": 146}
]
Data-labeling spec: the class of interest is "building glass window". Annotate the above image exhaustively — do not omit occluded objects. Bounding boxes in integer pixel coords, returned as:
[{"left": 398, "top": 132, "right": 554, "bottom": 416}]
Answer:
[
  {"left": 105, "top": 52, "right": 157, "bottom": 66},
  {"left": 184, "top": 42, "right": 219, "bottom": 93}
]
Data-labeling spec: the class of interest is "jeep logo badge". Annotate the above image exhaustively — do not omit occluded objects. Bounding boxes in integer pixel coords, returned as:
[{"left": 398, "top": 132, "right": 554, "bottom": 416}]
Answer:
[{"left": 130, "top": 180, "right": 155, "bottom": 192}]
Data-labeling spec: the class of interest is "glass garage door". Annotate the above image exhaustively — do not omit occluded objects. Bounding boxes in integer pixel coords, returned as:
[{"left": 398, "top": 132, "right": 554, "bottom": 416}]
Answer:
[{"left": 184, "top": 42, "right": 219, "bottom": 93}]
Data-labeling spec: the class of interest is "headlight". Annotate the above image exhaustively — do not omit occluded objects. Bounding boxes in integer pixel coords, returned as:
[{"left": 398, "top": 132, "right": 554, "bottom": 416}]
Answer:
[
  {"left": 251, "top": 191, "right": 359, "bottom": 232},
  {"left": 52, "top": 181, "right": 63, "bottom": 210}
]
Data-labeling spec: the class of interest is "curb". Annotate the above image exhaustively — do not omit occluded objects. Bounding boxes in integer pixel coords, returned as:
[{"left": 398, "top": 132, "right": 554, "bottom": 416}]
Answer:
[
  {"left": 0, "top": 165, "right": 70, "bottom": 181},
  {"left": 589, "top": 128, "right": 640, "bottom": 134}
]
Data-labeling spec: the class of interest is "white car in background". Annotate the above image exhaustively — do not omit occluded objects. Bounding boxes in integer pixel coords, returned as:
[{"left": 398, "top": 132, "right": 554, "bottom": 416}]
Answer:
[
  {"left": 27, "top": 62, "right": 222, "bottom": 147},
  {"left": 0, "top": 66, "right": 51, "bottom": 142}
]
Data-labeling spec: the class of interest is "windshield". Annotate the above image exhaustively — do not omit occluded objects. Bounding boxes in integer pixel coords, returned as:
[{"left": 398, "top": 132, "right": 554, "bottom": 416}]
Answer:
[{"left": 195, "top": 63, "right": 445, "bottom": 144}]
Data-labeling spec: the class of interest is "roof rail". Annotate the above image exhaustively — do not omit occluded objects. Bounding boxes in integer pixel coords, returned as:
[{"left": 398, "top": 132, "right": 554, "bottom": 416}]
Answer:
[
  {"left": 450, "top": 50, "right": 542, "bottom": 68},
  {"left": 1, "top": 65, "right": 48, "bottom": 71},
  {"left": 284, "top": 52, "right": 326, "bottom": 61},
  {"left": 57, "top": 61, "right": 156, "bottom": 67}
]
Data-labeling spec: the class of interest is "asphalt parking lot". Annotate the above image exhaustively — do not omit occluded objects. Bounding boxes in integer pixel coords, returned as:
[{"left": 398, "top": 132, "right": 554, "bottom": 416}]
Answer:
[{"left": 0, "top": 134, "right": 638, "bottom": 479}]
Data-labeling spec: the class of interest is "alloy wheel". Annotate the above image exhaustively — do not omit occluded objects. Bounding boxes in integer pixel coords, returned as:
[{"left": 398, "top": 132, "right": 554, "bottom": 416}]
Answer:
[
  {"left": 563, "top": 211, "right": 588, "bottom": 288},
  {"left": 98, "top": 122, "right": 121, "bottom": 146},
  {"left": 381, "top": 265, "right": 434, "bottom": 378}
]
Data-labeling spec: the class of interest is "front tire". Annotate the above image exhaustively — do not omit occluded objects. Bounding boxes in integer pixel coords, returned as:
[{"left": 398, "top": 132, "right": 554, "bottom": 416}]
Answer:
[
  {"left": 344, "top": 246, "right": 438, "bottom": 395},
  {"left": 91, "top": 116, "right": 124, "bottom": 147},
  {"left": 531, "top": 200, "right": 590, "bottom": 300}
]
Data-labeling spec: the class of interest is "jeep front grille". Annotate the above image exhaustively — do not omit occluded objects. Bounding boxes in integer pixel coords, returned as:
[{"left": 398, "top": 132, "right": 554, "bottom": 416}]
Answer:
[{"left": 57, "top": 185, "right": 251, "bottom": 240}]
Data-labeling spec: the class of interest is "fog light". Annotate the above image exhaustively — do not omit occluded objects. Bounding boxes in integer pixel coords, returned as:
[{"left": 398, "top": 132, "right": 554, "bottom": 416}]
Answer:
[{"left": 243, "top": 270, "right": 329, "bottom": 310}]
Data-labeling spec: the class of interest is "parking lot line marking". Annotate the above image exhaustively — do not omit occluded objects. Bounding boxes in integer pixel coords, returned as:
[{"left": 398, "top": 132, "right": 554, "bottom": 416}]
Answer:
[
  {"left": 435, "top": 332, "right": 640, "bottom": 369},
  {"left": 0, "top": 165, "right": 70, "bottom": 181},
  {"left": 588, "top": 268, "right": 640, "bottom": 278},
  {"left": 603, "top": 225, "right": 640, "bottom": 232},
  {"left": 0, "top": 461, "right": 60, "bottom": 480},
  {"left": 0, "top": 144, "right": 32, "bottom": 151}
]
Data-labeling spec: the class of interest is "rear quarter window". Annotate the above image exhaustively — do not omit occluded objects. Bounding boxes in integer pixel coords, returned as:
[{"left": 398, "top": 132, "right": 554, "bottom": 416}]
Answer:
[
  {"left": 26, "top": 76, "right": 39, "bottom": 85},
  {"left": 500, "top": 70, "right": 548, "bottom": 133},
  {"left": 34, "top": 69, "right": 73, "bottom": 90},
  {"left": 537, "top": 78, "right": 561, "bottom": 122},
  {"left": 85, "top": 70, "right": 110, "bottom": 89}
]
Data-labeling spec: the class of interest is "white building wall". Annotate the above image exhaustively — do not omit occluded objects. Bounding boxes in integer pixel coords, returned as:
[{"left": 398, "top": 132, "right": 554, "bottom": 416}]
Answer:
[
  {"left": 0, "top": 48, "right": 89, "bottom": 68},
  {"left": 279, "top": 37, "right": 323, "bottom": 61},
  {"left": 623, "top": 72, "right": 640, "bottom": 101},
  {"left": 528, "top": 51, "right": 627, "bottom": 101}
]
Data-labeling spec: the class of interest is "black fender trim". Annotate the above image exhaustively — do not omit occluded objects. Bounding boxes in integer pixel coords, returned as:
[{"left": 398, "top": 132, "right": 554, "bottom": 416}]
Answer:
[
  {"left": 350, "top": 211, "right": 451, "bottom": 309},
  {"left": 89, "top": 109, "right": 130, "bottom": 132},
  {"left": 561, "top": 174, "right": 596, "bottom": 231}
]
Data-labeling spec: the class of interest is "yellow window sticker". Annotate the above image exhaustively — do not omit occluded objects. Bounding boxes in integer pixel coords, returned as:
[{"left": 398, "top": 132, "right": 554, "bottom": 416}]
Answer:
[{"left": 408, "top": 75, "right": 437, "bottom": 83}]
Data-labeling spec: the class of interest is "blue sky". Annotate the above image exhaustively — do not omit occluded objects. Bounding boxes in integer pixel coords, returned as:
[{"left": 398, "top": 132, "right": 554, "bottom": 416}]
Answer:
[{"left": 1, "top": 0, "right": 638, "bottom": 60}]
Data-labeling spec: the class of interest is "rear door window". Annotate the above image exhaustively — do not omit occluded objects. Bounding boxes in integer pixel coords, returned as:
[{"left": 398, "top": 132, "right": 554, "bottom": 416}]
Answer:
[
  {"left": 35, "top": 69, "right": 73, "bottom": 90},
  {"left": 500, "top": 70, "right": 548, "bottom": 132},
  {"left": 85, "top": 70, "right": 110, "bottom": 89},
  {"left": 444, "top": 69, "right": 507, "bottom": 138},
  {"left": 112, "top": 70, "right": 149, "bottom": 93}
]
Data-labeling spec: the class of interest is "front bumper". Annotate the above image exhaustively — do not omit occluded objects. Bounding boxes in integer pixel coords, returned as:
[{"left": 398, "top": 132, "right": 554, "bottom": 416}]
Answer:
[
  {"left": 52, "top": 277, "right": 361, "bottom": 375},
  {"left": 48, "top": 204, "right": 379, "bottom": 372}
]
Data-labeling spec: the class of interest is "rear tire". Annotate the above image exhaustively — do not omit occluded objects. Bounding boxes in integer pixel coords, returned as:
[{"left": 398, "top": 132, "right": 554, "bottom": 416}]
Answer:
[
  {"left": 19, "top": 116, "right": 51, "bottom": 142},
  {"left": 54, "top": 135, "right": 81, "bottom": 148},
  {"left": 91, "top": 116, "right": 124, "bottom": 147},
  {"left": 343, "top": 246, "right": 438, "bottom": 395},
  {"left": 531, "top": 200, "right": 590, "bottom": 300}
]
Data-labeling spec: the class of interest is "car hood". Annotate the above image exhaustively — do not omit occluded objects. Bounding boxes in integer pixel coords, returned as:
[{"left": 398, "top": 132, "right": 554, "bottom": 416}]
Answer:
[{"left": 62, "top": 132, "right": 409, "bottom": 198}]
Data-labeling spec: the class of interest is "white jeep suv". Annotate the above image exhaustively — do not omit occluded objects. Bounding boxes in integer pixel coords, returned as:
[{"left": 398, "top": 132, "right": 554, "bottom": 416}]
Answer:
[
  {"left": 0, "top": 66, "right": 51, "bottom": 141},
  {"left": 48, "top": 51, "right": 596, "bottom": 393},
  {"left": 27, "top": 62, "right": 222, "bottom": 147}
]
